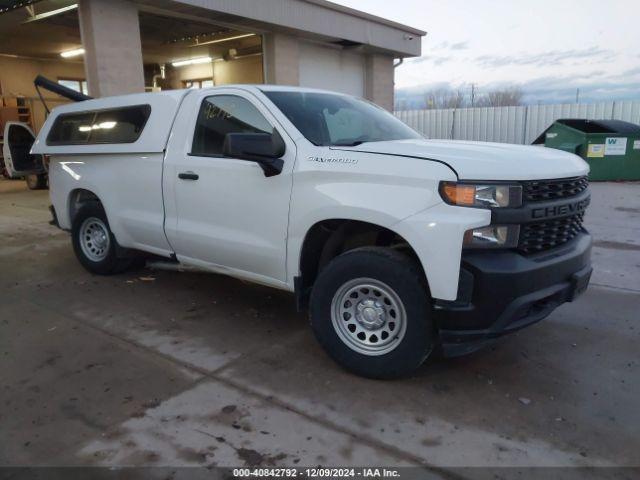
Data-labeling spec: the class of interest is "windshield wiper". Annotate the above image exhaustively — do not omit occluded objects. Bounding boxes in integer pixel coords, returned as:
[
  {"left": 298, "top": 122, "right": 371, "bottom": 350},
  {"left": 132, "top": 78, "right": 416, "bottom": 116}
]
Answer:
[
  {"left": 332, "top": 140, "right": 365, "bottom": 147},
  {"left": 332, "top": 136, "right": 372, "bottom": 147}
]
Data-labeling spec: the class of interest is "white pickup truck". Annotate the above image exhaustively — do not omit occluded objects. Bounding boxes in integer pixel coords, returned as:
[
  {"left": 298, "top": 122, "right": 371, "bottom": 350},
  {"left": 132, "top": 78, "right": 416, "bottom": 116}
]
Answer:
[{"left": 27, "top": 85, "right": 592, "bottom": 378}]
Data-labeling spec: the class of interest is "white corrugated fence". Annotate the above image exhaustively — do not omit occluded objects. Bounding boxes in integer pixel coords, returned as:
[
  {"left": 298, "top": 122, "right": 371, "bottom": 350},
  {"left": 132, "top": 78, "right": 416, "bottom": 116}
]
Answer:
[{"left": 395, "top": 101, "right": 640, "bottom": 145}]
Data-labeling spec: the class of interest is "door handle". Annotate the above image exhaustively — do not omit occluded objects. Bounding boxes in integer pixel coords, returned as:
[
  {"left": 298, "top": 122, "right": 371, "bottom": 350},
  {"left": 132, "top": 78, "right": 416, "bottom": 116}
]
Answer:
[{"left": 178, "top": 171, "right": 199, "bottom": 180}]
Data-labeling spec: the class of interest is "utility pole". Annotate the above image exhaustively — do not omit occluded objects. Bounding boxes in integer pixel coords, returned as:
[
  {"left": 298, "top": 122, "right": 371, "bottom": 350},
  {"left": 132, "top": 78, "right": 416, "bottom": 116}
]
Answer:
[
  {"left": 576, "top": 88, "right": 580, "bottom": 104},
  {"left": 471, "top": 83, "right": 476, "bottom": 107}
]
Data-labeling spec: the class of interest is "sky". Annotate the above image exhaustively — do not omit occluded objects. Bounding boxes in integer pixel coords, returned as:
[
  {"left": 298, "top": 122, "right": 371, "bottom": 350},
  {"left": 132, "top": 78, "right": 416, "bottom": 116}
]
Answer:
[{"left": 332, "top": 0, "right": 640, "bottom": 103}]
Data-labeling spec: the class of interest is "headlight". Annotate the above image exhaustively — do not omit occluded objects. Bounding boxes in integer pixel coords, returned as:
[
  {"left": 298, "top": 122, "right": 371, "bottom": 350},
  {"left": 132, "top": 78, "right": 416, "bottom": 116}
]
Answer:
[
  {"left": 464, "top": 225, "right": 520, "bottom": 249},
  {"left": 440, "top": 182, "right": 522, "bottom": 208}
]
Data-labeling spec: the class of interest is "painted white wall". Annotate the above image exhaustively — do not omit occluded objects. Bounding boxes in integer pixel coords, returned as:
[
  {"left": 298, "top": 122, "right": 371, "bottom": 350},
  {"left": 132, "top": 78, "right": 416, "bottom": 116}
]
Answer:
[{"left": 298, "top": 43, "right": 365, "bottom": 97}]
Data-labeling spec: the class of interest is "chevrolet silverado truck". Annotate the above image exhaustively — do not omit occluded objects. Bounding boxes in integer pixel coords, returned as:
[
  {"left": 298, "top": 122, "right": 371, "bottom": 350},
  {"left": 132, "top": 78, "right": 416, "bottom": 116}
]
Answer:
[{"left": 28, "top": 85, "right": 592, "bottom": 378}]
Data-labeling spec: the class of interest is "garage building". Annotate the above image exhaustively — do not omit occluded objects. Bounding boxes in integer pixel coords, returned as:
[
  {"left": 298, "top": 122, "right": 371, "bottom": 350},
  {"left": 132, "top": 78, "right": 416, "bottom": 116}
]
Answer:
[{"left": 0, "top": 0, "right": 424, "bottom": 137}]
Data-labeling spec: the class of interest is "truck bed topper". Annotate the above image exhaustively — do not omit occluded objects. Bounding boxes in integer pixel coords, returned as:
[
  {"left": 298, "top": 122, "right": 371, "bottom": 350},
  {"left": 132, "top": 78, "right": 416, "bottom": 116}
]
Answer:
[{"left": 31, "top": 89, "right": 190, "bottom": 155}]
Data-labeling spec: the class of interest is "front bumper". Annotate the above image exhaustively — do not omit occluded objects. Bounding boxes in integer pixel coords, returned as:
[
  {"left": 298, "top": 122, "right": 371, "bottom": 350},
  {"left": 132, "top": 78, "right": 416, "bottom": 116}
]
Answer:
[{"left": 434, "top": 232, "right": 592, "bottom": 356}]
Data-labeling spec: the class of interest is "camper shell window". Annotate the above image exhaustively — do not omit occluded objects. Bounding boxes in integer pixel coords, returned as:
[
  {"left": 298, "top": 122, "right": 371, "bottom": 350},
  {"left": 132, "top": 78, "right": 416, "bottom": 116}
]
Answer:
[{"left": 47, "top": 105, "right": 151, "bottom": 145}]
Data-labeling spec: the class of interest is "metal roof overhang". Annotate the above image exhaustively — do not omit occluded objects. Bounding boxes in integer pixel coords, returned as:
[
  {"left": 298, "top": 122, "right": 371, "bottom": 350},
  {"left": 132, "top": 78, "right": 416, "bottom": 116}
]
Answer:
[
  {"left": 137, "top": 0, "right": 425, "bottom": 57},
  {"left": 1, "top": 0, "right": 425, "bottom": 58}
]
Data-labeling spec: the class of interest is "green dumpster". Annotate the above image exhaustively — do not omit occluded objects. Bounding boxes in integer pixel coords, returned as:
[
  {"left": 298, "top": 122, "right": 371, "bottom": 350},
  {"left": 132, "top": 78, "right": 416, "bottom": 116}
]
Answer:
[{"left": 532, "top": 119, "right": 640, "bottom": 181}]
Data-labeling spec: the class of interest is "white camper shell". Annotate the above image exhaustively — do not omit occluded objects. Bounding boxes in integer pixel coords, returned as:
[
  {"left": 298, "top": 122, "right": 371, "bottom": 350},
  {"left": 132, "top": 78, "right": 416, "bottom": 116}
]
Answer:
[{"left": 32, "top": 90, "right": 189, "bottom": 156}]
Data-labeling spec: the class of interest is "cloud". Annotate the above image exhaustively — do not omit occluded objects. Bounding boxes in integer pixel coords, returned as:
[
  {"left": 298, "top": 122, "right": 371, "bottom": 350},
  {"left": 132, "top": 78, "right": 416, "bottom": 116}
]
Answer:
[
  {"left": 622, "top": 66, "right": 640, "bottom": 76},
  {"left": 396, "top": 81, "right": 453, "bottom": 95},
  {"left": 424, "top": 40, "right": 470, "bottom": 51},
  {"left": 410, "top": 43, "right": 611, "bottom": 71},
  {"left": 450, "top": 41, "right": 469, "bottom": 50},
  {"left": 475, "top": 46, "right": 613, "bottom": 68},
  {"left": 409, "top": 39, "right": 470, "bottom": 65},
  {"left": 409, "top": 54, "right": 453, "bottom": 66}
]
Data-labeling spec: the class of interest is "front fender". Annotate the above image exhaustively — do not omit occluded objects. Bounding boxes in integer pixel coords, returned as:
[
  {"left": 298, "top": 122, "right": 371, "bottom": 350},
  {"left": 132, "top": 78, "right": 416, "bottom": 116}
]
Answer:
[
  {"left": 393, "top": 203, "right": 490, "bottom": 301},
  {"left": 286, "top": 156, "right": 457, "bottom": 288}
]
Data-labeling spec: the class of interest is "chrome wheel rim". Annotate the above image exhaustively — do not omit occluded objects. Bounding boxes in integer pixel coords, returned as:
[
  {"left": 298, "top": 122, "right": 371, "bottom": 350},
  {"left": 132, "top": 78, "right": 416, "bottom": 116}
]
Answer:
[
  {"left": 331, "top": 278, "right": 407, "bottom": 356},
  {"left": 79, "top": 217, "right": 110, "bottom": 262}
]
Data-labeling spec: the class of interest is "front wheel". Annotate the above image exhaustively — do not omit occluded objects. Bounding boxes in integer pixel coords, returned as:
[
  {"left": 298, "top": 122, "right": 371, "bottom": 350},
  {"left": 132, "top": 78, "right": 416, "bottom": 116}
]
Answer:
[
  {"left": 71, "top": 204, "right": 136, "bottom": 275},
  {"left": 309, "top": 247, "right": 434, "bottom": 379}
]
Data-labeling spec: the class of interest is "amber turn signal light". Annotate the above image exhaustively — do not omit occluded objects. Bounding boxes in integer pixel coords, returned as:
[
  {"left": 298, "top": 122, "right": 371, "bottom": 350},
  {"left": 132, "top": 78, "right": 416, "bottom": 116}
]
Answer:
[{"left": 441, "top": 182, "right": 476, "bottom": 206}]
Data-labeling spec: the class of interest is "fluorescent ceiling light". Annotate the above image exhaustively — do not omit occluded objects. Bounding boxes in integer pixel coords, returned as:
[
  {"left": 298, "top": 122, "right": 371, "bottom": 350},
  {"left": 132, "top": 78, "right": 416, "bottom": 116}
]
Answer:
[
  {"left": 78, "top": 121, "right": 117, "bottom": 132},
  {"left": 23, "top": 4, "right": 78, "bottom": 24},
  {"left": 191, "top": 33, "right": 255, "bottom": 47},
  {"left": 171, "top": 56, "right": 212, "bottom": 67},
  {"left": 61, "top": 48, "right": 85, "bottom": 58}
]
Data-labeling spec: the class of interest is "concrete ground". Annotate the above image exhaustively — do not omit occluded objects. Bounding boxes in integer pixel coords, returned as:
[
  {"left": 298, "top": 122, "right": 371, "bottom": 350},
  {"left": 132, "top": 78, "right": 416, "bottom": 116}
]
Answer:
[{"left": 0, "top": 179, "right": 638, "bottom": 471}]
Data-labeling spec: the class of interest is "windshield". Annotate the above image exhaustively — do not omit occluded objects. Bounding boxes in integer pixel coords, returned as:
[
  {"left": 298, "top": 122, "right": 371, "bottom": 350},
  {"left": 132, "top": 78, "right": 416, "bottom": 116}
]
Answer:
[{"left": 263, "top": 91, "right": 422, "bottom": 147}]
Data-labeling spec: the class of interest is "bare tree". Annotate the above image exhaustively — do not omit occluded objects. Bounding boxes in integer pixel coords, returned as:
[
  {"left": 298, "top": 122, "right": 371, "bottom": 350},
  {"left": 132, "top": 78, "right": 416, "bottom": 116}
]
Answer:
[
  {"left": 424, "top": 88, "right": 467, "bottom": 109},
  {"left": 484, "top": 87, "right": 524, "bottom": 107}
]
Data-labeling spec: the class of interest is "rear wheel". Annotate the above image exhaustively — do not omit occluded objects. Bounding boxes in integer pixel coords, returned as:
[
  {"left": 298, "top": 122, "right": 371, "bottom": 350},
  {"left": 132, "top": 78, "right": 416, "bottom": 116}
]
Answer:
[
  {"left": 309, "top": 247, "right": 434, "bottom": 379},
  {"left": 25, "top": 174, "right": 47, "bottom": 190},
  {"left": 71, "top": 204, "right": 136, "bottom": 275}
]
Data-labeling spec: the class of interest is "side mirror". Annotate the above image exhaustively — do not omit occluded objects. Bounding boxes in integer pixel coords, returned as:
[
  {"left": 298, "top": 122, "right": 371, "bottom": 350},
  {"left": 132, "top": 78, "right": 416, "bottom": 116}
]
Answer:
[{"left": 222, "top": 130, "right": 286, "bottom": 177}]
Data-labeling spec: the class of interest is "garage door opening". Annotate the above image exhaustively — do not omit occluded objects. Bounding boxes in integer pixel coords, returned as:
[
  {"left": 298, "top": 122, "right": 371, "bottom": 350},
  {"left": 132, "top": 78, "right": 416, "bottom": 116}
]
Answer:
[
  {"left": 0, "top": 2, "right": 264, "bottom": 96},
  {"left": 0, "top": 2, "right": 264, "bottom": 134},
  {"left": 139, "top": 11, "right": 263, "bottom": 92}
]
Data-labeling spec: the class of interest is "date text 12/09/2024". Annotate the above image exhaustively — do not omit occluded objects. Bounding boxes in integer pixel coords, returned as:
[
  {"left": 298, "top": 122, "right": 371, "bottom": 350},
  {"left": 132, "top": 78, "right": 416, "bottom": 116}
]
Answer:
[{"left": 232, "top": 468, "right": 401, "bottom": 478}]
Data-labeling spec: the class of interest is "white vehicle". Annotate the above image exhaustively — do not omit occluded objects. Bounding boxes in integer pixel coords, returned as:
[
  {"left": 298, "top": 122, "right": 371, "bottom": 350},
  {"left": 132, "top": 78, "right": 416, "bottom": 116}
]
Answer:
[
  {"left": 2, "top": 121, "right": 48, "bottom": 189},
  {"left": 30, "top": 85, "right": 592, "bottom": 378}
]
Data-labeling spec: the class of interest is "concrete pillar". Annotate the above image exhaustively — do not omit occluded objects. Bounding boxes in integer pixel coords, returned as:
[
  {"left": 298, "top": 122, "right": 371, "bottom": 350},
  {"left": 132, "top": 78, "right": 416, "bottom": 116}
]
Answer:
[
  {"left": 78, "top": 0, "right": 145, "bottom": 97},
  {"left": 364, "top": 54, "right": 395, "bottom": 111},
  {"left": 263, "top": 33, "right": 299, "bottom": 86}
]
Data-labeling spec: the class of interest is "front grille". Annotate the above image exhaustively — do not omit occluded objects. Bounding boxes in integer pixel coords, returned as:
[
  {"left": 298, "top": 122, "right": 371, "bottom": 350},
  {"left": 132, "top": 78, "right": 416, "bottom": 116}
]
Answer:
[
  {"left": 518, "top": 213, "right": 585, "bottom": 254},
  {"left": 522, "top": 176, "right": 589, "bottom": 202}
]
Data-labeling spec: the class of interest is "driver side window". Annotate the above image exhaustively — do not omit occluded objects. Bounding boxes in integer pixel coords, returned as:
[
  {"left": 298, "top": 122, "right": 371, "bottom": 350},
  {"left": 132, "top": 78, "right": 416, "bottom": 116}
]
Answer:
[{"left": 191, "top": 95, "right": 273, "bottom": 157}]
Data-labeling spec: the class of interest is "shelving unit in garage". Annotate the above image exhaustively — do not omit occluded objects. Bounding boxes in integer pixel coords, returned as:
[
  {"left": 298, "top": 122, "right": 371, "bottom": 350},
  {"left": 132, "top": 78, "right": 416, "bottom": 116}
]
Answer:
[{"left": 1, "top": 96, "right": 34, "bottom": 129}]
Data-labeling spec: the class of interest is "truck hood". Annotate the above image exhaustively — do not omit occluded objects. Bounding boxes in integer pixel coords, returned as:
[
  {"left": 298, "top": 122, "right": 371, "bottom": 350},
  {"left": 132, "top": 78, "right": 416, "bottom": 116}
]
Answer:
[{"left": 333, "top": 139, "right": 589, "bottom": 180}]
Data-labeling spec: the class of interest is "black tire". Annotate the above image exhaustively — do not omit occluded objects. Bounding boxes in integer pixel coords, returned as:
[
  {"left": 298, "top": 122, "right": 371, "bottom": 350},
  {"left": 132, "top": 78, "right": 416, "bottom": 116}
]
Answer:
[
  {"left": 309, "top": 247, "right": 434, "bottom": 379},
  {"left": 26, "top": 174, "right": 48, "bottom": 190},
  {"left": 71, "top": 203, "right": 136, "bottom": 275}
]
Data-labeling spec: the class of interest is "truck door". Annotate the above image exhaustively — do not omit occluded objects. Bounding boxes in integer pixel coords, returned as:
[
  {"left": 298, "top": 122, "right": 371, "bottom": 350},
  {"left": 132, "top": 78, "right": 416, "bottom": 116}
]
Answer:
[
  {"left": 2, "top": 122, "right": 45, "bottom": 177},
  {"left": 163, "top": 89, "right": 295, "bottom": 285}
]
